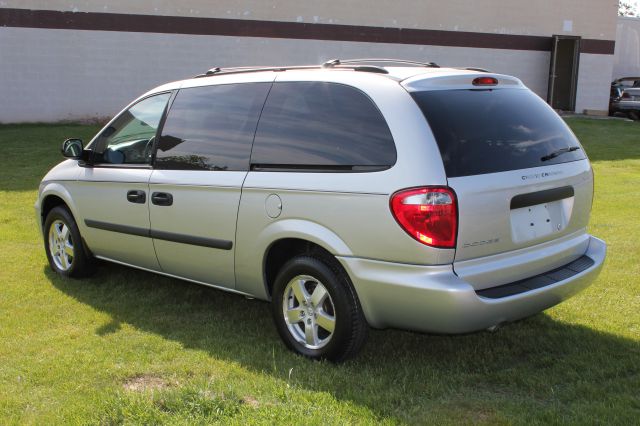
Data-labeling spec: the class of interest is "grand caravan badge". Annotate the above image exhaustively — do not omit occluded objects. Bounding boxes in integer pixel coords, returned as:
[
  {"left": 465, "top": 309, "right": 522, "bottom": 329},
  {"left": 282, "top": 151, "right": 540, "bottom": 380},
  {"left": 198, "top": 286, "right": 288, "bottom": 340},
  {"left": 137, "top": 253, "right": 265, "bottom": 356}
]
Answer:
[{"left": 521, "top": 170, "right": 563, "bottom": 181}]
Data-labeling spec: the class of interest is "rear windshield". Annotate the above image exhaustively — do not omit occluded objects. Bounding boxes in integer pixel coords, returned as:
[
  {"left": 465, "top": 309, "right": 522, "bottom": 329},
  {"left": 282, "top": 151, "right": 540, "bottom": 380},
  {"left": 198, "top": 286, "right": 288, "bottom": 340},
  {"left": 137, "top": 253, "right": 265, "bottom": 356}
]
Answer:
[{"left": 411, "top": 89, "right": 586, "bottom": 177}]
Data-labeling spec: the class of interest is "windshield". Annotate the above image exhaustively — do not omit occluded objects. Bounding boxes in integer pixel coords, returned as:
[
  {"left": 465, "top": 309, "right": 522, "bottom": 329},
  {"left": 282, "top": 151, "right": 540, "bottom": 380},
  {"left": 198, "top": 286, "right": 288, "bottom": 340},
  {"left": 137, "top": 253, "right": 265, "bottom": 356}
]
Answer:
[{"left": 411, "top": 88, "right": 587, "bottom": 177}]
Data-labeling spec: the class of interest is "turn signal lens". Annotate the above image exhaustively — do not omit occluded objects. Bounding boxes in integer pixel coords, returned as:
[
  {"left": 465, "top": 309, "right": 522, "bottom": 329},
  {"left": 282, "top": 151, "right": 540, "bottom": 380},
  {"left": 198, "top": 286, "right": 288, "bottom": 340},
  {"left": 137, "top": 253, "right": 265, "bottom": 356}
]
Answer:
[
  {"left": 472, "top": 77, "right": 498, "bottom": 86},
  {"left": 390, "top": 187, "right": 457, "bottom": 248}
]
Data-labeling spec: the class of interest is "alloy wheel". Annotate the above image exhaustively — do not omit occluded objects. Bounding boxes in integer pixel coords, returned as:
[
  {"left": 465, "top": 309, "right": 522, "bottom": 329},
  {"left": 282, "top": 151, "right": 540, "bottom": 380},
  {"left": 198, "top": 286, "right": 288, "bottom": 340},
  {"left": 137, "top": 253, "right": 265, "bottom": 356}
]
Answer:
[
  {"left": 282, "top": 274, "right": 336, "bottom": 349},
  {"left": 48, "top": 219, "right": 74, "bottom": 271}
]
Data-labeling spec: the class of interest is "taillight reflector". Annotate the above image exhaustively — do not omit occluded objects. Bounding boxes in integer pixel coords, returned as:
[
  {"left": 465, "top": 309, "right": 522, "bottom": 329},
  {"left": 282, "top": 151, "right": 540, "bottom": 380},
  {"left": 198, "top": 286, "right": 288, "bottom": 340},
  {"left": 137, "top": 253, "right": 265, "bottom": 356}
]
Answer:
[
  {"left": 472, "top": 77, "right": 498, "bottom": 86},
  {"left": 622, "top": 92, "right": 631, "bottom": 99},
  {"left": 390, "top": 187, "right": 457, "bottom": 248}
]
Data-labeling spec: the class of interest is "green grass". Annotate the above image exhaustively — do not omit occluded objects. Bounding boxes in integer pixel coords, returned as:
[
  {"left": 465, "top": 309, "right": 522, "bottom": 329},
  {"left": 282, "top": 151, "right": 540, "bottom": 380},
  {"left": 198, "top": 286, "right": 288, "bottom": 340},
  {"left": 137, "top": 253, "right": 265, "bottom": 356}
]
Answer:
[{"left": 0, "top": 119, "right": 638, "bottom": 425}]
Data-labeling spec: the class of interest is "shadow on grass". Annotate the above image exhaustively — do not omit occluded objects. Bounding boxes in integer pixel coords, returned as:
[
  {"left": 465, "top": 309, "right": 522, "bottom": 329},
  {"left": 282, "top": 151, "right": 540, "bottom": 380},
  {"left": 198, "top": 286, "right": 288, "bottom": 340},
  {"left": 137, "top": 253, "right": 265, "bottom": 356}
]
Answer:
[{"left": 44, "top": 262, "right": 640, "bottom": 423}]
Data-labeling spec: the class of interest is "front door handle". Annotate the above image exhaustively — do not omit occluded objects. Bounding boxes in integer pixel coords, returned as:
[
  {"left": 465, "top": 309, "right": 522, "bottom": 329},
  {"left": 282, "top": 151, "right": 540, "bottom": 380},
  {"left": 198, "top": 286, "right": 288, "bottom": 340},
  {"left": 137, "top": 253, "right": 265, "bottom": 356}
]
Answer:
[
  {"left": 126, "top": 190, "right": 146, "bottom": 204},
  {"left": 151, "top": 192, "right": 173, "bottom": 206}
]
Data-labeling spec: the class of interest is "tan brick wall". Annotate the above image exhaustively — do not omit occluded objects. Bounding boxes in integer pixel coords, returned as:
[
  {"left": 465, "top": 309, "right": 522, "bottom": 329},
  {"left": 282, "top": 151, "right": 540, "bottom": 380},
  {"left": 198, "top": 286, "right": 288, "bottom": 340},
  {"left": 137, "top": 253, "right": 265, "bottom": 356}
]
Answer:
[
  {"left": 2, "top": 0, "right": 617, "bottom": 40},
  {"left": 614, "top": 17, "right": 640, "bottom": 78},
  {"left": 0, "top": 1, "right": 618, "bottom": 121}
]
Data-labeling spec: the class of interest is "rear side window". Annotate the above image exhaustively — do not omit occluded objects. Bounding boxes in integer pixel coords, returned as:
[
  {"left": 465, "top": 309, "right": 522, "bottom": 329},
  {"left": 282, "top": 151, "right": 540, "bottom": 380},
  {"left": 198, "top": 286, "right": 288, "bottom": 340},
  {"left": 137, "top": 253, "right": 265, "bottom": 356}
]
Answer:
[
  {"left": 411, "top": 89, "right": 587, "bottom": 177},
  {"left": 251, "top": 82, "right": 396, "bottom": 171},
  {"left": 155, "top": 83, "right": 270, "bottom": 171}
]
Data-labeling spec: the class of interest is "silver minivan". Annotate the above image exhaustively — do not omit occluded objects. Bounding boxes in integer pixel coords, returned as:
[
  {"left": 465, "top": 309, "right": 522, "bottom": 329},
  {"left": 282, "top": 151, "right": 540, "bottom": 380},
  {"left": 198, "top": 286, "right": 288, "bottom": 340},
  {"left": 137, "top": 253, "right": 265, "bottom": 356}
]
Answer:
[{"left": 36, "top": 59, "right": 606, "bottom": 361}]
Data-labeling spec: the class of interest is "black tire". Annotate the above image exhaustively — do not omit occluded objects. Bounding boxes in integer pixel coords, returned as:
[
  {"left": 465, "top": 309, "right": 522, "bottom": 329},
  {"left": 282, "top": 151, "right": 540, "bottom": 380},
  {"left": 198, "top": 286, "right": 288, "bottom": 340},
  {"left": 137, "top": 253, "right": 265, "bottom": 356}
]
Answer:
[
  {"left": 629, "top": 110, "right": 640, "bottom": 121},
  {"left": 43, "top": 206, "right": 95, "bottom": 278},
  {"left": 271, "top": 255, "right": 368, "bottom": 362}
]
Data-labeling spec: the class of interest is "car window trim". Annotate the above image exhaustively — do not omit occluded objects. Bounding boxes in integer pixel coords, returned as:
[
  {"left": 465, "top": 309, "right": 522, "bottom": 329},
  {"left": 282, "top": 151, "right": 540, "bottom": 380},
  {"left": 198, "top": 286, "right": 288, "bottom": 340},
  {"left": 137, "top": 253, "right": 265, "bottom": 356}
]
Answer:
[
  {"left": 249, "top": 164, "right": 391, "bottom": 173},
  {"left": 89, "top": 163, "right": 154, "bottom": 170},
  {"left": 150, "top": 89, "right": 179, "bottom": 168}
]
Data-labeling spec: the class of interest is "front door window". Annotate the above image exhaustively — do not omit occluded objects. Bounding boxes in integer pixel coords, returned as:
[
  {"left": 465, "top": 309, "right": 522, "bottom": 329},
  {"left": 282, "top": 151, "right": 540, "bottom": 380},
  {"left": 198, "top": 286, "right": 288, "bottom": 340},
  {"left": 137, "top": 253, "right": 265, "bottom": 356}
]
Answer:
[{"left": 92, "top": 93, "right": 171, "bottom": 164}]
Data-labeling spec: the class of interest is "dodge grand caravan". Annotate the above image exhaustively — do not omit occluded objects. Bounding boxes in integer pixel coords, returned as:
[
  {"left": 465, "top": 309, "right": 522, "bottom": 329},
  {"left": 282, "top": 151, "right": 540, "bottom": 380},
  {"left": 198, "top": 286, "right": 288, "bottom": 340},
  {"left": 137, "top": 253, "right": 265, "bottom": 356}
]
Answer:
[{"left": 36, "top": 59, "right": 606, "bottom": 361}]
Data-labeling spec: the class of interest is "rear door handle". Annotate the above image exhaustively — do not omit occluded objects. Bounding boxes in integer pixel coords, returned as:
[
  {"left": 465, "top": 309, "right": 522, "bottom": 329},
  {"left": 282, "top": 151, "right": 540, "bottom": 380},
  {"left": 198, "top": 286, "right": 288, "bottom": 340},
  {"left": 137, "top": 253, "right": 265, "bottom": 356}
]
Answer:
[
  {"left": 126, "top": 190, "right": 146, "bottom": 204},
  {"left": 151, "top": 192, "right": 173, "bottom": 206}
]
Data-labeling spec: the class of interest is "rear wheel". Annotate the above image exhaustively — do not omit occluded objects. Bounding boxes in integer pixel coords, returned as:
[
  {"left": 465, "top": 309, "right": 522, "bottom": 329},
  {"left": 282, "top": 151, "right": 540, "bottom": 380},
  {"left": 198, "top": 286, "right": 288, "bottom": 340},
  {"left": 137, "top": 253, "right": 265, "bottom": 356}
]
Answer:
[
  {"left": 271, "top": 255, "right": 368, "bottom": 362},
  {"left": 44, "top": 206, "right": 94, "bottom": 278},
  {"left": 629, "top": 110, "right": 640, "bottom": 121}
]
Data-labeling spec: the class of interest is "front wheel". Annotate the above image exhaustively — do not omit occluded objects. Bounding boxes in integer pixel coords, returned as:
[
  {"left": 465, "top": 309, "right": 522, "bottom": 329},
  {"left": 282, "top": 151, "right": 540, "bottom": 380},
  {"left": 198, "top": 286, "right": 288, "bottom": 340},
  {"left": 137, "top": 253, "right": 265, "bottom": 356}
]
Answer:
[
  {"left": 44, "top": 206, "right": 94, "bottom": 278},
  {"left": 271, "top": 255, "right": 368, "bottom": 362}
]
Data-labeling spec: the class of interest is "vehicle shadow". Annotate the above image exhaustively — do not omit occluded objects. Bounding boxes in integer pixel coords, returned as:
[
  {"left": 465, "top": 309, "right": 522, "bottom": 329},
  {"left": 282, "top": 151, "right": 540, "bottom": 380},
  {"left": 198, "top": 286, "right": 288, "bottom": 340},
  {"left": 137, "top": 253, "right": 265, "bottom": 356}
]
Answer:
[{"left": 45, "top": 263, "right": 639, "bottom": 422}]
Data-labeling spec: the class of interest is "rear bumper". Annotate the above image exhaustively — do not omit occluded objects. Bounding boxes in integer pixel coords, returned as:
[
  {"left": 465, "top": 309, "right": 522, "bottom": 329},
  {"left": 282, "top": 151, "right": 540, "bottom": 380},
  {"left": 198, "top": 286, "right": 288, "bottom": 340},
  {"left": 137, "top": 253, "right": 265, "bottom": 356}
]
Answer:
[{"left": 338, "top": 235, "right": 606, "bottom": 333}]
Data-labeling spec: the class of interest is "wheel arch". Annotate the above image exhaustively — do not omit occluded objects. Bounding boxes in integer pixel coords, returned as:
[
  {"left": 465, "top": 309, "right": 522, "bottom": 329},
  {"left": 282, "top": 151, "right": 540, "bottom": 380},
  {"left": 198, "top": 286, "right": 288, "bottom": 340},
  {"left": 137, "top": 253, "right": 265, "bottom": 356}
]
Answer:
[
  {"left": 38, "top": 184, "right": 93, "bottom": 258},
  {"left": 39, "top": 184, "right": 79, "bottom": 229},
  {"left": 255, "top": 219, "right": 354, "bottom": 300}
]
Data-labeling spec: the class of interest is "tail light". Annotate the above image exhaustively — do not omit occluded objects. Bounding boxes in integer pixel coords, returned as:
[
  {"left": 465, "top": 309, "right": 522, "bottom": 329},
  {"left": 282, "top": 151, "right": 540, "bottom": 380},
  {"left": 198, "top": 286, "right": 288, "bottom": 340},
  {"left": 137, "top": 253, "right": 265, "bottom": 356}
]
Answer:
[
  {"left": 390, "top": 187, "right": 457, "bottom": 248},
  {"left": 622, "top": 92, "right": 631, "bottom": 99}
]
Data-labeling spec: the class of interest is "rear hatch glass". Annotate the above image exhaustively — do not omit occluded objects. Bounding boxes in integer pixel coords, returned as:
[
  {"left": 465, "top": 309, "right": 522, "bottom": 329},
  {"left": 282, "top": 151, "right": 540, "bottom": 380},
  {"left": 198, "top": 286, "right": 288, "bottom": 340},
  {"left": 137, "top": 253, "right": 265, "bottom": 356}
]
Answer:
[
  {"left": 410, "top": 88, "right": 586, "bottom": 178},
  {"left": 411, "top": 87, "right": 592, "bottom": 266}
]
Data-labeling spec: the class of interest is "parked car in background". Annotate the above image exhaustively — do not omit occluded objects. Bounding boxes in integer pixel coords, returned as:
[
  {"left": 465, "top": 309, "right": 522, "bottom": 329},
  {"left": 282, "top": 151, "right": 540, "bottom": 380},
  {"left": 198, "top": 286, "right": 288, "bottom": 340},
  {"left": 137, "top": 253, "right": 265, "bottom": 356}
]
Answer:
[
  {"left": 610, "top": 77, "right": 640, "bottom": 120},
  {"left": 36, "top": 59, "right": 606, "bottom": 362}
]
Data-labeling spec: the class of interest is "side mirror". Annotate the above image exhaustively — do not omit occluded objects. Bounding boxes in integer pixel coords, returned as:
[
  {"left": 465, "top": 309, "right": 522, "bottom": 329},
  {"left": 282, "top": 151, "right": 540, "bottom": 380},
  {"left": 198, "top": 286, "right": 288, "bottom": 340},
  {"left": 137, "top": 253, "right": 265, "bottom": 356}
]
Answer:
[{"left": 61, "top": 138, "right": 84, "bottom": 159}]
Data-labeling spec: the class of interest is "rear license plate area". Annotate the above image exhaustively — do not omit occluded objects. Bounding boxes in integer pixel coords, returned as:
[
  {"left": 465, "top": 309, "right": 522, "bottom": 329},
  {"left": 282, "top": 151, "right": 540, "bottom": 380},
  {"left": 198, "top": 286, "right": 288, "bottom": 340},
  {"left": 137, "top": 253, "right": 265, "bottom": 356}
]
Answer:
[{"left": 510, "top": 199, "right": 573, "bottom": 243}]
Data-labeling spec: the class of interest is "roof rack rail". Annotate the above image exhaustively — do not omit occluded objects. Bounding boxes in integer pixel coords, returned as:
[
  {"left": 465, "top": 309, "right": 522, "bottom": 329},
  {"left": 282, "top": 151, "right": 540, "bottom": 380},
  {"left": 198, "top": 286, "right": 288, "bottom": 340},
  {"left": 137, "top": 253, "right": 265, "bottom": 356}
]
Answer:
[
  {"left": 193, "top": 61, "right": 389, "bottom": 78},
  {"left": 322, "top": 58, "right": 440, "bottom": 68},
  {"left": 194, "top": 65, "right": 320, "bottom": 78},
  {"left": 194, "top": 57, "right": 446, "bottom": 79}
]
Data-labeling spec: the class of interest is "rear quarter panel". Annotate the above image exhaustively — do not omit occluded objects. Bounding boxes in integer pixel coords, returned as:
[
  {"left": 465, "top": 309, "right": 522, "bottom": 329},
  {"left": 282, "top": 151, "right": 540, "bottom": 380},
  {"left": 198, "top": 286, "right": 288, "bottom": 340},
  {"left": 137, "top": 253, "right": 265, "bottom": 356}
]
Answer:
[{"left": 234, "top": 71, "right": 455, "bottom": 298}]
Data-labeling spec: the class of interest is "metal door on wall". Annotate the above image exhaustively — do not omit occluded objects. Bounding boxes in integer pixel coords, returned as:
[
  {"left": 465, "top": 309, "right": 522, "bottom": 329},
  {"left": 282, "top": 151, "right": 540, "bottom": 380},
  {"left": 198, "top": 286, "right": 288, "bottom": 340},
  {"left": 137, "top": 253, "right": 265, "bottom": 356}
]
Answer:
[{"left": 547, "top": 35, "right": 581, "bottom": 112}]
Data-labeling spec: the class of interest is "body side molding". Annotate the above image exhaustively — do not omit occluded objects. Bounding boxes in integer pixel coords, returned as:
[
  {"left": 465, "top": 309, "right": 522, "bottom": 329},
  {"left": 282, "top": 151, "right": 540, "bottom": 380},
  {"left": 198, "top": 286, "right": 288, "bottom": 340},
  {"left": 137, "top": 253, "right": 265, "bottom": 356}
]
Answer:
[{"left": 84, "top": 219, "right": 232, "bottom": 250}]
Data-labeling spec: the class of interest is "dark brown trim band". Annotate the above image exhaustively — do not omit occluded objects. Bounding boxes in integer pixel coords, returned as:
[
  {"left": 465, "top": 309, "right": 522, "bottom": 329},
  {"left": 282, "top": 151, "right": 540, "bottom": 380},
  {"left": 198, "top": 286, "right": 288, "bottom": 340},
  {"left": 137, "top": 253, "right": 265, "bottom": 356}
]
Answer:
[
  {"left": 0, "top": 8, "right": 615, "bottom": 55},
  {"left": 580, "top": 38, "right": 616, "bottom": 55}
]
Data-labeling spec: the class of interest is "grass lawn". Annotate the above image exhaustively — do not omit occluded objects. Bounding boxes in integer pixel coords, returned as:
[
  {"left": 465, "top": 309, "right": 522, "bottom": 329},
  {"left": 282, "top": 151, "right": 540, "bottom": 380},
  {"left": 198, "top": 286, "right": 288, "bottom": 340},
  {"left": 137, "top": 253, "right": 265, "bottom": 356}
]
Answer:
[{"left": 0, "top": 119, "right": 638, "bottom": 425}]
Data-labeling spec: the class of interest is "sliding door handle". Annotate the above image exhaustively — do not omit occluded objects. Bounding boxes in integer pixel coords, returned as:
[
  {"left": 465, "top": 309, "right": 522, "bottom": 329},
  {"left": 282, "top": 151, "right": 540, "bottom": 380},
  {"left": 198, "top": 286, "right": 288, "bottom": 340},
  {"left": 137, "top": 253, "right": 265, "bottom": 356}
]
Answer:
[
  {"left": 151, "top": 192, "right": 173, "bottom": 206},
  {"left": 126, "top": 190, "right": 146, "bottom": 204}
]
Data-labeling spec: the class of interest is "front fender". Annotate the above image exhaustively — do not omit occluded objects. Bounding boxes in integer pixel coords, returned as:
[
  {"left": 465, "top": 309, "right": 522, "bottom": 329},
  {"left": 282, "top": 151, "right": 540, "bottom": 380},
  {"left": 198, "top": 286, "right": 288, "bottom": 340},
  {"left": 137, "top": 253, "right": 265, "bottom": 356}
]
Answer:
[
  {"left": 36, "top": 159, "right": 81, "bottom": 233},
  {"left": 37, "top": 182, "right": 81, "bottom": 236}
]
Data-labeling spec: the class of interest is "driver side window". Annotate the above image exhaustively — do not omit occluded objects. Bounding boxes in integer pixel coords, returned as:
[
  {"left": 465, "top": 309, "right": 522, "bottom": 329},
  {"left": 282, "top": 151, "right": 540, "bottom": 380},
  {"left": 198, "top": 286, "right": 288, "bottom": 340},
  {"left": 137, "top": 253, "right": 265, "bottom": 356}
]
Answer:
[{"left": 93, "top": 93, "right": 171, "bottom": 165}]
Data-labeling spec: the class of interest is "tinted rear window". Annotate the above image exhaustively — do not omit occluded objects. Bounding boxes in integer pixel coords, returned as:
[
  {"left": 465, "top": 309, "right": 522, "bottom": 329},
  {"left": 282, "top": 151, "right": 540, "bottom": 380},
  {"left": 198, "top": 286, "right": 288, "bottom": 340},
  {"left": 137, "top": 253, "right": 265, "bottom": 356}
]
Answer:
[
  {"left": 251, "top": 82, "right": 396, "bottom": 170},
  {"left": 411, "top": 89, "right": 587, "bottom": 177},
  {"left": 155, "top": 83, "right": 270, "bottom": 171}
]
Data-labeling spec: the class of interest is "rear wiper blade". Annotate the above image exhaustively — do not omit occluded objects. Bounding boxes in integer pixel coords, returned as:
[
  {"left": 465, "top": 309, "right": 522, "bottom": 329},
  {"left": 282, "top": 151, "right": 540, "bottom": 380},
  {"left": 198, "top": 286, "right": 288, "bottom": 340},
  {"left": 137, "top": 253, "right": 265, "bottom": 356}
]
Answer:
[{"left": 541, "top": 146, "right": 581, "bottom": 162}]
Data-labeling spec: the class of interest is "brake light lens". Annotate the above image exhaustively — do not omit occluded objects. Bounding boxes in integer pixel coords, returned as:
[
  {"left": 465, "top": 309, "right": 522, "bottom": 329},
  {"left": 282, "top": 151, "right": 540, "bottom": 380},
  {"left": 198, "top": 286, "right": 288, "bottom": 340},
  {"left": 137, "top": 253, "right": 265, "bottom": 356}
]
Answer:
[
  {"left": 472, "top": 77, "right": 498, "bottom": 86},
  {"left": 390, "top": 187, "right": 457, "bottom": 248},
  {"left": 622, "top": 92, "right": 631, "bottom": 99}
]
